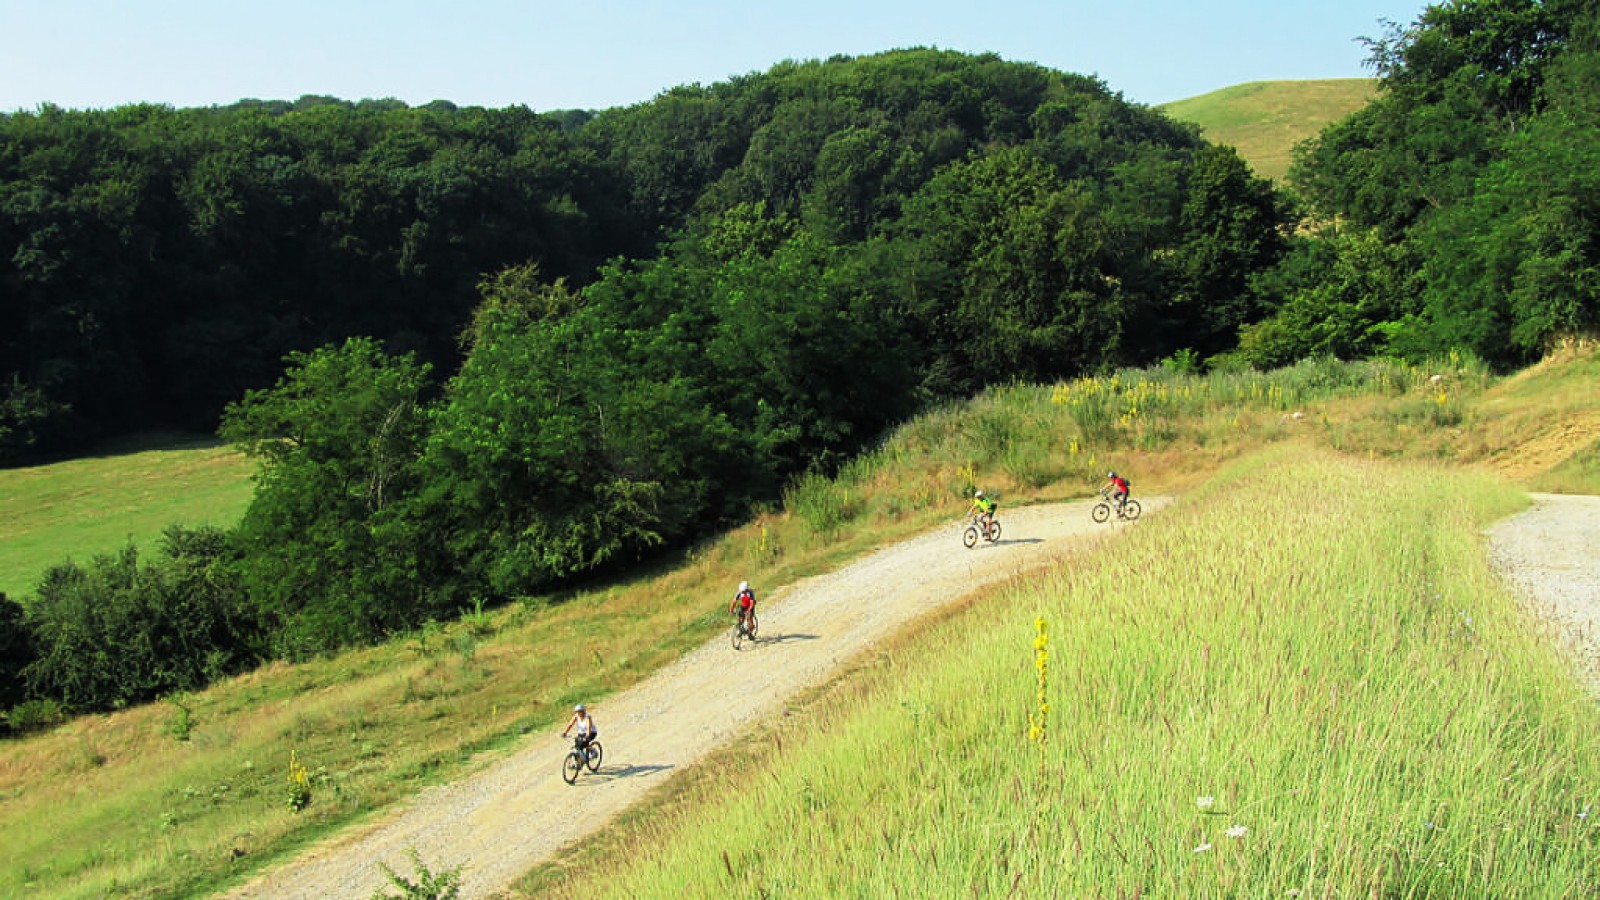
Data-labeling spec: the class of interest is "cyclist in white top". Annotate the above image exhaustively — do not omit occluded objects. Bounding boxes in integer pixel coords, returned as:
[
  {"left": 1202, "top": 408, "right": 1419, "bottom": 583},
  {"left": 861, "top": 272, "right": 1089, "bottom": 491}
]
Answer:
[{"left": 562, "top": 703, "right": 598, "bottom": 751}]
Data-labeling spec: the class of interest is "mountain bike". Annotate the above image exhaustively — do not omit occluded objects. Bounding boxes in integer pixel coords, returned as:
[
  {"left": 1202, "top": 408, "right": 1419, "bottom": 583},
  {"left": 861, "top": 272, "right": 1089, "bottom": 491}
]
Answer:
[
  {"left": 561, "top": 736, "right": 603, "bottom": 784},
  {"left": 731, "top": 609, "right": 759, "bottom": 650},
  {"left": 1091, "top": 487, "right": 1141, "bottom": 523},
  {"left": 962, "top": 514, "right": 1002, "bottom": 548}
]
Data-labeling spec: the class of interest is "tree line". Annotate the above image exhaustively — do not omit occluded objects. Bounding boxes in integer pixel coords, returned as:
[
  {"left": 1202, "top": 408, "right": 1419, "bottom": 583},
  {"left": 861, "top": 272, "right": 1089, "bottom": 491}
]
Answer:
[
  {"left": 3, "top": 0, "right": 1596, "bottom": 724},
  {"left": 0, "top": 95, "right": 646, "bottom": 460},
  {"left": 1241, "top": 0, "right": 1599, "bottom": 366}
]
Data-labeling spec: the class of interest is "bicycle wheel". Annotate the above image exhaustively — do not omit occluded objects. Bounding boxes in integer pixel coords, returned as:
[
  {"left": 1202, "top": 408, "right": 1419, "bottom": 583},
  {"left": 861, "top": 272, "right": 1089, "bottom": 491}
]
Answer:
[
  {"left": 963, "top": 526, "right": 979, "bottom": 548},
  {"left": 1091, "top": 502, "right": 1111, "bottom": 523},
  {"left": 562, "top": 751, "right": 583, "bottom": 785},
  {"left": 985, "top": 519, "right": 1002, "bottom": 542},
  {"left": 585, "top": 740, "right": 603, "bottom": 773},
  {"left": 745, "top": 611, "right": 759, "bottom": 641},
  {"left": 1121, "top": 499, "right": 1142, "bottom": 520},
  {"left": 731, "top": 621, "right": 745, "bottom": 651}
]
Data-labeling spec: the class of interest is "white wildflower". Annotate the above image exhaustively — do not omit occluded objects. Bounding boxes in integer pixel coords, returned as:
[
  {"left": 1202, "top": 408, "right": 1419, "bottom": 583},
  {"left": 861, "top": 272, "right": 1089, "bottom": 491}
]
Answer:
[
  {"left": 1226, "top": 825, "right": 1248, "bottom": 839},
  {"left": 1193, "top": 842, "right": 1212, "bottom": 853},
  {"left": 1196, "top": 796, "right": 1215, "bottom": 810}
]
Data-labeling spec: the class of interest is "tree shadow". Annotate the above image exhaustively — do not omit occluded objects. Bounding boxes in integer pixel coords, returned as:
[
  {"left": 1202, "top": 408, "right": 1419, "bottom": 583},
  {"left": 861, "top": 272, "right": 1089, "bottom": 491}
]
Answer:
[{"left": 982, "top": 538, "right": 1043, "bottom": 547}]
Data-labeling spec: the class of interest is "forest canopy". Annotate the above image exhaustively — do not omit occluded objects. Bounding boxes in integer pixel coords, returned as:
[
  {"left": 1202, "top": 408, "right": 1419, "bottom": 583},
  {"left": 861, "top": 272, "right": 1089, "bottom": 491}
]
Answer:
[{"left": 0, "top": 50, "right": 1283, "bottom": 462}]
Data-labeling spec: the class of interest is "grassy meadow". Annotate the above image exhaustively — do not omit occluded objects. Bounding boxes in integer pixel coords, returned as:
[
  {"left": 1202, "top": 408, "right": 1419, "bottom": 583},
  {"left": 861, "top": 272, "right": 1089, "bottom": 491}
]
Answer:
[
  {"left": 2, "top": 347, "right": 1598, "bottom": 897},
  {"left": 0, "top": 435, "right": 255, "bottom": 599},
  {"left": 1162, "top": 79, "right": 1378, "bottom": 181},
  {"left": 527, "top": 449, "right": 1600, "bottom": 897}
]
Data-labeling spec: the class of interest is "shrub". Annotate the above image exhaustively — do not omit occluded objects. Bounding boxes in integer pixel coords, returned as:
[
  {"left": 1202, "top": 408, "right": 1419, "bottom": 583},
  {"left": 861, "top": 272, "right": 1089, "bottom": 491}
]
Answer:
[
  {"left": 22, "top": 527, "right": 256, "bottom": 713},
  {"left": 3, "top": 697, "right": 66, "bottom": 734},
  {"left": 783, "top": 470, "right": 863, "bottom": 538},
  {"left": 371, "top": 848, "right": 462, "bottom": 900}
]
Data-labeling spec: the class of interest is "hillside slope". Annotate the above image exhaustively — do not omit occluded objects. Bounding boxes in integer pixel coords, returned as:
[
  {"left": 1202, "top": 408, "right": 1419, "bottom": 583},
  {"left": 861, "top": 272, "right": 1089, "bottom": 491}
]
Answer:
[
  {"left": 534, "top": 450, "right": 1600, "bottom": 897},
  {"left": 1162, "top": 78, "right": 1376, "bottom": 181},
  {"left": 222, "top": 499, "right": 1165, "bottom": 898}
]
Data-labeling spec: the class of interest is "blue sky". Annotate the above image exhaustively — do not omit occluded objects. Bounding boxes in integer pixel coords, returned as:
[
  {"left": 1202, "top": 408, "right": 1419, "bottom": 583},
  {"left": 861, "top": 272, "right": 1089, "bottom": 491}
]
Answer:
[{"left": 1, "top": 0, "right": 1433, "bottom": 113}]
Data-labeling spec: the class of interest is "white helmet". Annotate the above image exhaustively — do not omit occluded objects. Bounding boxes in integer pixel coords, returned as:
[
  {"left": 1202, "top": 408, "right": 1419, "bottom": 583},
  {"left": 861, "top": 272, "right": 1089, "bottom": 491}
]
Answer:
[
  {"left": 738, "top": 581, "right": 749, "bottom": 592},
  {"left": 975, "top": 489, "right": 984, "bottom": 498},
  {"left": 574, "top": 704, "right": 586, "bottom": 712}
]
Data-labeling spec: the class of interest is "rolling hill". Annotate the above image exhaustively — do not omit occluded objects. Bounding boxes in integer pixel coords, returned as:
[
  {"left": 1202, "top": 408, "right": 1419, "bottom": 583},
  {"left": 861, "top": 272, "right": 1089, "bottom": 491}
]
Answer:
[{"left": 1162, "top": 78, "right": 1378, "bottom": 182}]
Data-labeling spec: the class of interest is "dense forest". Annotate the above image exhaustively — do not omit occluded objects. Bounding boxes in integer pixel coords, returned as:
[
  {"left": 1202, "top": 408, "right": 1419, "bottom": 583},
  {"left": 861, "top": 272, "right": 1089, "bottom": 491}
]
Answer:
[{"left": 2, "top": 0, "right": 1596, "bottom": 723}]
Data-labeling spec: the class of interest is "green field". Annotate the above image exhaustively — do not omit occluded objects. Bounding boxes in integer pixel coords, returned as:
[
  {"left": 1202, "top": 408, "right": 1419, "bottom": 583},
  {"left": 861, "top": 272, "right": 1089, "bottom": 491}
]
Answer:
[
  {"left": 0, "top": 435, "right": 255, "bottom": 599},
  {"left": 1162, "top": 78, "right": 1377, "bottom": 181}
]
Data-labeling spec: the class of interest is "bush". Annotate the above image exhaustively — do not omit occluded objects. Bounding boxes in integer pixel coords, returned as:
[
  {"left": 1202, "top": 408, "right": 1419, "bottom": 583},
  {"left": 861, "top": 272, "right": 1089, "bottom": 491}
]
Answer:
[
  {"left": 4, "top": 698, "right": 66, "bottom": 734},
  {"left": 783, "top": 470, "right": 863, "bottom": 538},
  {"left": 22, "top": 527, "right": 257, "bottom": 713},
  {"left": 371, "top": 848, "right": 462, "bottom": 900}
]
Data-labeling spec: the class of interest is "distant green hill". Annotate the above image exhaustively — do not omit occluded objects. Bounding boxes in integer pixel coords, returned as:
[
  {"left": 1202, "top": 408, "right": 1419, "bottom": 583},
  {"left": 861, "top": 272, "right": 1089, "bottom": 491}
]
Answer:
[{"left": 1162, "top": 78, "right": 1377, "bottom": 182}]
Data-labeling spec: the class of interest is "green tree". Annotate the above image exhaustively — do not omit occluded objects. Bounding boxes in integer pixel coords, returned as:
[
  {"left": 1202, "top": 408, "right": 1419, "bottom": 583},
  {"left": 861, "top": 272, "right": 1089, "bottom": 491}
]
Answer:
[
  {"left": 220, "top": 338, "right": 435, "bottom": 656},
  {"left": 0, "top": 591, "right": 34, "bottom": 711},
  {"left": 1288, "top": 0, "right": 1592, "bottom": 363},
  {"left": 1165, "top": 145, "right": 1288, "bottom": 357},
  {"left": 1237, "top": 228, "right": 1423, "bottom": 367},
  {"left": 419, "top": 273, "right": 741, "bottom": 597}
]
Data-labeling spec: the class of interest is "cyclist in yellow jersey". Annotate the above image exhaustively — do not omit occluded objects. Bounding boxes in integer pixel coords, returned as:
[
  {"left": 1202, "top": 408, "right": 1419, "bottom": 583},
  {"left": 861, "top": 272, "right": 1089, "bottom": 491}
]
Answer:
[{"left": 967, "top": 489, "right": 997, "bottom": 532}]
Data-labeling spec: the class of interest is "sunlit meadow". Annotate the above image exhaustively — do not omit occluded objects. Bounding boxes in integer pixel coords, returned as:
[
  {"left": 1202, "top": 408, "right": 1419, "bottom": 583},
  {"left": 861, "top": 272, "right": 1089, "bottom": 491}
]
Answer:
[{"left": 530, "top": 449, "right": 1600, "bottom": 897}]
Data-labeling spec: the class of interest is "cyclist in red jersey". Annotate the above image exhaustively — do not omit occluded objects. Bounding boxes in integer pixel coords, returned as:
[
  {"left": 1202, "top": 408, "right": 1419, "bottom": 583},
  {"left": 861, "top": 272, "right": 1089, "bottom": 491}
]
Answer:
[
  {"left": 729, "top": 581, "right": 756, "bottom": 636},
  {"left": 1105, "top": 471, "right": 1130, "bottom": 508}
]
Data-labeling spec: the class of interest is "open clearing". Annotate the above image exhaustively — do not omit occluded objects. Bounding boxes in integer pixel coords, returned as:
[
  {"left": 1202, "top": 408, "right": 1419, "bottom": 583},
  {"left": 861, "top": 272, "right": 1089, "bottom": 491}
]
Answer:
[{"left": 224, "top": 498, "right": 1166, "bottom": 898}]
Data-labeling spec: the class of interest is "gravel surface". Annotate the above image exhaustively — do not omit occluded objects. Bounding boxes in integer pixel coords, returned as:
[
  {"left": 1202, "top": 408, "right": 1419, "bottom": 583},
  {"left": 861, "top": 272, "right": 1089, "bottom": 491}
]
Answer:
[
  {"left": 221, "top": 498, "right": 1165, "bottom": 899},
  {"left": 1486, "top": 493, "right": 1600, "bottom": 694}
]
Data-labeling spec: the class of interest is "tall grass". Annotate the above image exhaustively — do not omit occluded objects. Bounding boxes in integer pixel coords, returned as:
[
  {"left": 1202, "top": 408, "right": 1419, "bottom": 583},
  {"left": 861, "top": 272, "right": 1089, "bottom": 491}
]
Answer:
[{"left": 534, "top": 449, "right": 1600, "bottom": 897}]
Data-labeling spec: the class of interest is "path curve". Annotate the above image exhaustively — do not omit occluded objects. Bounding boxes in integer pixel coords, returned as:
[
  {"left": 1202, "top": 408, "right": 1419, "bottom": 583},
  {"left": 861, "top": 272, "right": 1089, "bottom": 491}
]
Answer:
[
  {"left": 222, "top": 498, "right": 1166, "bottom": 899},
  {"left": 1486, "top": 493, "right": 1600, "bottom": 695}
]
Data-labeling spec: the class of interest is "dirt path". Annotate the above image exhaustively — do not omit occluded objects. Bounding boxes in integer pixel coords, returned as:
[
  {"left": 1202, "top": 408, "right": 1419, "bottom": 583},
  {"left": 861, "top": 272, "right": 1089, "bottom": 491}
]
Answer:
[
  {"left": 1486, "top": 493, "right": 1600, "bottom": 694},
  {"left": 222, "top": 498, "right": 1164, "bottom": 899}
]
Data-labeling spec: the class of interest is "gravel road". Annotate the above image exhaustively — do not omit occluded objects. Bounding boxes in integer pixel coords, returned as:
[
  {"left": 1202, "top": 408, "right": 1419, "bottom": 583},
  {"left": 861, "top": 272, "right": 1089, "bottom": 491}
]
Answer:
[
  {"left": 1486, "top": 493, "right": 1600, "bottom": 694},
  {"left": 222, "top": 498, "right": 1163, "bottom": 899}
]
